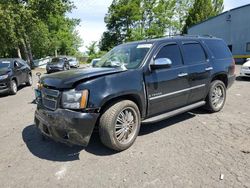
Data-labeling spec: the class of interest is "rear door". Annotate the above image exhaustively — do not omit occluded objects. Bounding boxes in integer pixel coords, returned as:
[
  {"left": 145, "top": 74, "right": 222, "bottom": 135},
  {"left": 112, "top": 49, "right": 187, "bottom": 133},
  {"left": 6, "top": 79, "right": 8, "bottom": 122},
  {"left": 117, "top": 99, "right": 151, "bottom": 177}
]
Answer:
[
  {"left": 144, "top": 42, "right": 189, "bottom": 117},
  {"left": 181, "top": 40, "right": 212, "bottom": 104}
]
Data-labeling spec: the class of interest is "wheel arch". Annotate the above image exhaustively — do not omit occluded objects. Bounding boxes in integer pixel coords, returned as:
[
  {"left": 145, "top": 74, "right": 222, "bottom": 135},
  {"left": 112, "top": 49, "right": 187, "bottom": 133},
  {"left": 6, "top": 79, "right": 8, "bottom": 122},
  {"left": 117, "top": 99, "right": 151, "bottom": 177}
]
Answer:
[
  {"left": 11, "top": 77, "right": 18, "bottom": 85},
  {"left": 211, "top": 73, "right": 228, "bottom": 88},
  {"left": 100, "top": 94, "right": 145, "bottom": 119}
]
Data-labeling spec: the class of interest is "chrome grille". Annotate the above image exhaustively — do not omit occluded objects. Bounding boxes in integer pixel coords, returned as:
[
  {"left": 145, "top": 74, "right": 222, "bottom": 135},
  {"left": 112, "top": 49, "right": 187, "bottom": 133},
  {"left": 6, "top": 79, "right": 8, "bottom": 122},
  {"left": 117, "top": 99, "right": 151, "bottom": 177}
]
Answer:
[{"left": 41, "top": 88, "right": 60, "bottom": 110}]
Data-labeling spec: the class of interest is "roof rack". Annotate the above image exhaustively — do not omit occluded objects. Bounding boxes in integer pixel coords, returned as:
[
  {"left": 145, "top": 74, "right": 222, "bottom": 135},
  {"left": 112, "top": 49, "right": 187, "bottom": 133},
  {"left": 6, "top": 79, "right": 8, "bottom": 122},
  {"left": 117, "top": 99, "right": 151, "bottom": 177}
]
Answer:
[
  {"left": 144, "top": 34, "right": 215, "bottom": 42},
  {"left": 169, "top": 34, "right": 215, "bottom": 38}
]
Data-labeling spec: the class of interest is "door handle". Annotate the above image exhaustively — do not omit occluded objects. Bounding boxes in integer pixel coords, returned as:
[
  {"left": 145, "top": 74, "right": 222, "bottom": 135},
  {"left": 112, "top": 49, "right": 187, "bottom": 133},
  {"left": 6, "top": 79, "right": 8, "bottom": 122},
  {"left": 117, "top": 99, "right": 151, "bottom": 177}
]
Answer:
[
  {"left": 205, "top": 67, "right": 213, "bottom": 71},
  {"left": 178, "top": 73, "right": 188, "bottom": 77}
]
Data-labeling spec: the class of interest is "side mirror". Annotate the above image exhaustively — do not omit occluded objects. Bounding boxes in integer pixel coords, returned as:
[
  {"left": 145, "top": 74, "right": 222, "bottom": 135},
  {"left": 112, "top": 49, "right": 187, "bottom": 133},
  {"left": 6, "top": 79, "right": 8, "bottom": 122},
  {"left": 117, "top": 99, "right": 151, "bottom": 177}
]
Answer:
[{"left": 151, "top": 58, "right": 172, "bottom": 69}]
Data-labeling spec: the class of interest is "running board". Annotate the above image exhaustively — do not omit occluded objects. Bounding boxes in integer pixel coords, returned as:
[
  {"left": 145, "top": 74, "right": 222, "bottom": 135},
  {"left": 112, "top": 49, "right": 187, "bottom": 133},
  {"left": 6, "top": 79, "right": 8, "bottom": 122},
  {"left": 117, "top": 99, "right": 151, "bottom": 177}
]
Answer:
[{"left": 142, "top": 101, "right": 206, "bottom": 124}]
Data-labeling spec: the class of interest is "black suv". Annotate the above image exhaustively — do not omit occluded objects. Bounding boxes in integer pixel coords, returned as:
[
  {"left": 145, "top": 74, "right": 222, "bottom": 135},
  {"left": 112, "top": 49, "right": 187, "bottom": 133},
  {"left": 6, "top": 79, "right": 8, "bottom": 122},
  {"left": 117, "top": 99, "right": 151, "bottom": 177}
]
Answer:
[
  {"left": 0, "top": 58, "right": 32, "bottom": 95},
  {"left": 46, "top": 57, "right": 70, "bottom": 74},
  {"left": 35, "top": 36, "right": 235, "bottom": 151}
]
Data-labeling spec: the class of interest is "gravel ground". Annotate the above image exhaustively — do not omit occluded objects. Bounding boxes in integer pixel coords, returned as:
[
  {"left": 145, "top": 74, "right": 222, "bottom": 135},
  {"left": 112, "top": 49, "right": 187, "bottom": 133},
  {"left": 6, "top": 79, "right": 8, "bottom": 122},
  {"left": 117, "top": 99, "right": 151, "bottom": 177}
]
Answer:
[{"left": 0, "top": 65, "right": 249, "bottom": 188}]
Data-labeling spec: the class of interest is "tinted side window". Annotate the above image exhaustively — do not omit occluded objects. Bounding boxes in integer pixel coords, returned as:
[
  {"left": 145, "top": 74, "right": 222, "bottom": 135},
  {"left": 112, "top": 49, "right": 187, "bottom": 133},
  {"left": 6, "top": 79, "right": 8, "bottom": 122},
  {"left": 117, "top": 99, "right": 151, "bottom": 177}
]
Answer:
[
  {"left": 155, "top": 44, "right": 183, "bottom": 67},
  {"left": 182, "top": 42, "right": 206, "bottom": 64},
  {"left": 206, "top": 40, "right": 232, "bottom": 59}
]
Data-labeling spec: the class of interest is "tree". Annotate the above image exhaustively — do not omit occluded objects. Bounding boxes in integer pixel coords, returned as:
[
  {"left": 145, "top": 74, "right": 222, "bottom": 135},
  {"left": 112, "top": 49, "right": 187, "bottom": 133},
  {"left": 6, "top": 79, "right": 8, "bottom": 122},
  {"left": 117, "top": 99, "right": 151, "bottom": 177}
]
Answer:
[
  {"left": 172, "top": 0, "right": 194, "bottom": 34},
  {"left": 182, "top": 0, "right": 224, "bottom": 33},
  {"left": 0, "top": 0, "right": 82, "bottom": 64},
  {"left": 100, "top": 0, "right": 176, "bottom": 51},
  {"left": 86, "top": 41, "right": 107, "bottom": 63}
]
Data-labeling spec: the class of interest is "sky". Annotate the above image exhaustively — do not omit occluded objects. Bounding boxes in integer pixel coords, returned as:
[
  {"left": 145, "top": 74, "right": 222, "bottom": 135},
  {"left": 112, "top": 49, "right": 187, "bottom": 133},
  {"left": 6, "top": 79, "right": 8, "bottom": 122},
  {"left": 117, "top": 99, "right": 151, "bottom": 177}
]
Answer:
[{"left": 69, "top": 0, "right": 250, "bottom": 52}]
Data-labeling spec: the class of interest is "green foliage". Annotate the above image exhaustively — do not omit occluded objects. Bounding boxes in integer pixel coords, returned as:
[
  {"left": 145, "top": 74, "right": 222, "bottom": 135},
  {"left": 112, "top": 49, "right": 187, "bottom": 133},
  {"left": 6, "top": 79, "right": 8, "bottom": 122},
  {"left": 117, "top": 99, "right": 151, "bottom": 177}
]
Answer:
[
  {"left": 182, "top": 0, "right": 224, "bottom": 33},
  {"left": 172, "top": 0, "right": 194, "bottom": 34},
  {"left": 0, "top": 0, "right": 82, "bottom": 63},
  {"left": 100, "top": 0, "right": 176, "bottom": 51},
  {"left": 86, "top": 41, "right": 107, "bottom": 63}
]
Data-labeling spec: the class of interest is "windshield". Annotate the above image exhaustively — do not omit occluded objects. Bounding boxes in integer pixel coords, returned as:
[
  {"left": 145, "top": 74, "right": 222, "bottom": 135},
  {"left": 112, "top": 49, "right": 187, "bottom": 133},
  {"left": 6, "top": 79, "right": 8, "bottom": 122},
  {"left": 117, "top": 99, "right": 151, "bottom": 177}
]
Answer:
[
  {"left": 51, "top": 58, "right": 64, "bottom": 64},
  {"left": 0, "top": 61, "right": 11, "bottom": 69},
  {"left": 95, "top": 43, "right": 152, "bottom": 69}
]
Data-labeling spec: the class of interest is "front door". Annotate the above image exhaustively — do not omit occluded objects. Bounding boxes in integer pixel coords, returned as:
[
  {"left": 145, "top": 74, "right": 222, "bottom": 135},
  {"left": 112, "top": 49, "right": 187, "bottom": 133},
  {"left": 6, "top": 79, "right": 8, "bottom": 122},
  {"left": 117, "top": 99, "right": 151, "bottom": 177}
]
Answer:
[
  {"left": 144, "top": 42, "right": 190, "bottom": 117},
  {"left": 14, "top": 61, "right": 25, "bottom": 84}
]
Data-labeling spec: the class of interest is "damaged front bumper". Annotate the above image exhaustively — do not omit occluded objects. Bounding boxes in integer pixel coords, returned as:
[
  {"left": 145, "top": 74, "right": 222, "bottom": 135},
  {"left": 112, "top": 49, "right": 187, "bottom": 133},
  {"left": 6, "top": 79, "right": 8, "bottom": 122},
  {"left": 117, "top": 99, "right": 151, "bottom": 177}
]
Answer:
[{"left": 35, "top": 107, "right": 99, "bottom": 146}]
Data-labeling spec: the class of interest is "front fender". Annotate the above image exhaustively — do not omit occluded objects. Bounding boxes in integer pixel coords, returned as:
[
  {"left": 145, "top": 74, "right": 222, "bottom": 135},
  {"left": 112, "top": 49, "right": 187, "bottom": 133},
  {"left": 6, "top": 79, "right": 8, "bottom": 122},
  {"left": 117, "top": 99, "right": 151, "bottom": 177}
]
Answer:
[{"left": 76, "top": 70, "right": 147, "bottom": 118}]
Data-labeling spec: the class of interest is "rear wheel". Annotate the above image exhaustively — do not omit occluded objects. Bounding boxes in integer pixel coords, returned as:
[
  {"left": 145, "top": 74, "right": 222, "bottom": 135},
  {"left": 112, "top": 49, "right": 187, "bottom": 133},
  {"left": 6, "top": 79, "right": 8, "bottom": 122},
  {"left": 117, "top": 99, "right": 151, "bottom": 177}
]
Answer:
[
  {"left": 99, "top": 100, "right": 141, "bottom": 151},
  {"left": 204, "top": 80, "right": 226, "bottom": 112},
  {"left": 9, "top": 80, "right": 17, "bottom": 95}
]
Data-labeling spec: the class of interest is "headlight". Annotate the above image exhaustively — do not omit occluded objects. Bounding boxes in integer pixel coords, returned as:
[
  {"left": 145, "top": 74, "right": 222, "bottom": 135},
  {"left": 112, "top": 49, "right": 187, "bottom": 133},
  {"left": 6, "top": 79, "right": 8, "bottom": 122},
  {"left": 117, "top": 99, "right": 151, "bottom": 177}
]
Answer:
[
  {"left": 0, "top": 74, "right": 8, "bottom": 80},
  {"left": 242, "top": 66, "right": 249, "bottom": 70},
  {"left": 62, "top": 90, "right": 89, "bottom": 109}
]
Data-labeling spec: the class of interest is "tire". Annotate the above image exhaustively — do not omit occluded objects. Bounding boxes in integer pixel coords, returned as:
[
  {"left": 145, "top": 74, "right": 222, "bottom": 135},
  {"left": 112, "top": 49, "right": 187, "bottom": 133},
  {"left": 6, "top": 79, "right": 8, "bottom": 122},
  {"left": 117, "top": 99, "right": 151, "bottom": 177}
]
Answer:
[
  {"left": 99, "top": 100, "right": 141, "bottom": 151},
  {"left": 9, "top": 80, "right": 18, "bottom": 95},
  {"left": 26, "top": 74, "right": 33, "bottom": 86},
  {"left": 204, "top": 80, "right": 226, "bottom": 113}
]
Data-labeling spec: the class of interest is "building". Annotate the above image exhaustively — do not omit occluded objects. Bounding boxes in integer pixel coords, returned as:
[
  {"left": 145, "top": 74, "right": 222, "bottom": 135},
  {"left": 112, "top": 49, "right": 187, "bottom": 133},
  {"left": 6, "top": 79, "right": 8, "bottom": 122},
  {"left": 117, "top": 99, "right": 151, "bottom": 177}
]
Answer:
[{"left": 188, "top": 4, "right": 250, "bottom": 62}]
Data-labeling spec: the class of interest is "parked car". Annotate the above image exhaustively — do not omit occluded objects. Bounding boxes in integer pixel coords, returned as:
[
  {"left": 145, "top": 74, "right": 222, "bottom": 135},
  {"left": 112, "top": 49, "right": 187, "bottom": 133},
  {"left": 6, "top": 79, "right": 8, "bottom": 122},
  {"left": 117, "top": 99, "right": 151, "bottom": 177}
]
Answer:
[
  {"left": 240, "top": 58, "right": 250, "bottom": 78},
  {"left": 91, "top": 58, "right": 101, "bottom": 67},
  {"left": 68, "top": 58, "right": 79, "bottom": 68},
  {"left": 46, "top": 57, "right": 70, "bottom": 74},
  {"left": 0, "top": 58, "right": 32, "bottom": 95},
  {"left": 34, "top": 36, "right": 235, "bottom": 151}
]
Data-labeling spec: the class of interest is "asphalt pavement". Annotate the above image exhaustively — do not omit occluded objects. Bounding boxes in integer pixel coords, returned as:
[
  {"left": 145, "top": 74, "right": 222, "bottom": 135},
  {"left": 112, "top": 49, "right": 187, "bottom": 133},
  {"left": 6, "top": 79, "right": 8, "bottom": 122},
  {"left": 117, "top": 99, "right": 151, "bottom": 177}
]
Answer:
[{"left": 0, "top": 65, "right": 249, "bottom": 188}]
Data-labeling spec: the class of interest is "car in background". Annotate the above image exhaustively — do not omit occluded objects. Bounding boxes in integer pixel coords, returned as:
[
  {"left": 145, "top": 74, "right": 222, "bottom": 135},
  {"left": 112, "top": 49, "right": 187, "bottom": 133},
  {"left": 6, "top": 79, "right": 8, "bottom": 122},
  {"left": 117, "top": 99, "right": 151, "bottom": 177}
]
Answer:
[
  {"left": 0, "top": 58, "right": 32, "bottom": 95},
  {"left": 91, "top": 58, "right": 101, "bottom": 67},
  {"left": 46, "top": 57, "right": 70, "bottom": 74},
  {"left": 240, "top": 58, "right": 250, "bottom": 78},
  {"left": 68, "top": 58, "right": 79, "bottom": 68}
]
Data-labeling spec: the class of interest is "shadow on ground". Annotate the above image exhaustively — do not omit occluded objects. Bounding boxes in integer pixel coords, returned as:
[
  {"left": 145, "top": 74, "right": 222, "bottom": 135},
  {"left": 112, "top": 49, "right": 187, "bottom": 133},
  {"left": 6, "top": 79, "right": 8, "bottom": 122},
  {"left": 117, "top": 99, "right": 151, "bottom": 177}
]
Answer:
[
  {"left": 22, "top": 112, "right": 195, "bottom": 161},
  {"left": 0, "top": 84, "right": 29, "bottom": 98},
  {"left": 236, "top": 76, "right": 250, "bottom": 82}
]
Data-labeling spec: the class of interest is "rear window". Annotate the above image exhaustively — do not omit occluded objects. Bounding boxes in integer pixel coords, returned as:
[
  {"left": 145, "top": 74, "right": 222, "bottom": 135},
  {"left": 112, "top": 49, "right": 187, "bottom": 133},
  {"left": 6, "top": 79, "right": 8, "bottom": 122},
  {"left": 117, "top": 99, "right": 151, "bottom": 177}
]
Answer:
[
  {"left": 205, "top": 40, "right": 232, "bottom": 59},
  {"left": 182, "top": 42, "right": 206, "bottom": 64}
]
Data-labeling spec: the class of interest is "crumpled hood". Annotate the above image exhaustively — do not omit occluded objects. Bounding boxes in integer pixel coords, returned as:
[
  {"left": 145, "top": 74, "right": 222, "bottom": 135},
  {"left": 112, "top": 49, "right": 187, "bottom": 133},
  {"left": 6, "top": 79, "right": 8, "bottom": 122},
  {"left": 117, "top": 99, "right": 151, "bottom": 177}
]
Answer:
[
  {"left": 0, "top": 68, "right": 11, "bottom": 76},
  {"left": 41, "top": 67, "right": 127, "bottom": 89}
]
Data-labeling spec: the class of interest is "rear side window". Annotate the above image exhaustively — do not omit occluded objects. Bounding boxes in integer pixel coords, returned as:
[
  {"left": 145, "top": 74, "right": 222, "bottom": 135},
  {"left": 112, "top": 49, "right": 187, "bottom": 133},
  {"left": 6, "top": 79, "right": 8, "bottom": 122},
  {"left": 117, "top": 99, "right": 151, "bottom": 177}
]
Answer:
[
  {"left": 155, "top": 44, "right": 183, "bottom": 67},
  {"left": 205, "top": 40, "right": 232, "bottom": 59},
  {"left": 182, "top": 42, "right": 206, "bottom": 64}
]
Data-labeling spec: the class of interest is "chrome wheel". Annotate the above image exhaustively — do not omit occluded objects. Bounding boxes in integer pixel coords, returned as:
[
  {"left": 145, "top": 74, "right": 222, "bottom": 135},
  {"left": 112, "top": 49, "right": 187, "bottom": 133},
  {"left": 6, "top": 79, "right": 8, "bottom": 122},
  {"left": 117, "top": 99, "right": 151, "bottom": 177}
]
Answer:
[
  {"left": 28, "top": 75, "right": 32, "bottom": 85},
  {"left": 211, "top": 85, "right": 224, "bottom": 108},
  {"left": 12, "top": 81, "right": 17, "bottom": 93},
  {"left": 115, "top": 107, "right": 138, "bottom": 144}
]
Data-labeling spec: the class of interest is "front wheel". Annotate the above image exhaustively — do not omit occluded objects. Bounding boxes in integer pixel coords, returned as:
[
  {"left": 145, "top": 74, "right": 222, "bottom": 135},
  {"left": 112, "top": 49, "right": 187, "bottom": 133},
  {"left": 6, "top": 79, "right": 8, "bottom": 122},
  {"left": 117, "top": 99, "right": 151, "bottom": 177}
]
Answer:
[
  {"left": 99, "top": 100, "right": 141, "bottom": 151},
  {"left": 9, "top": 80, "right": 17, "bottom": 95},
  {"left": 204, "top": 80, "right": 226, "bottom": 112}
]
